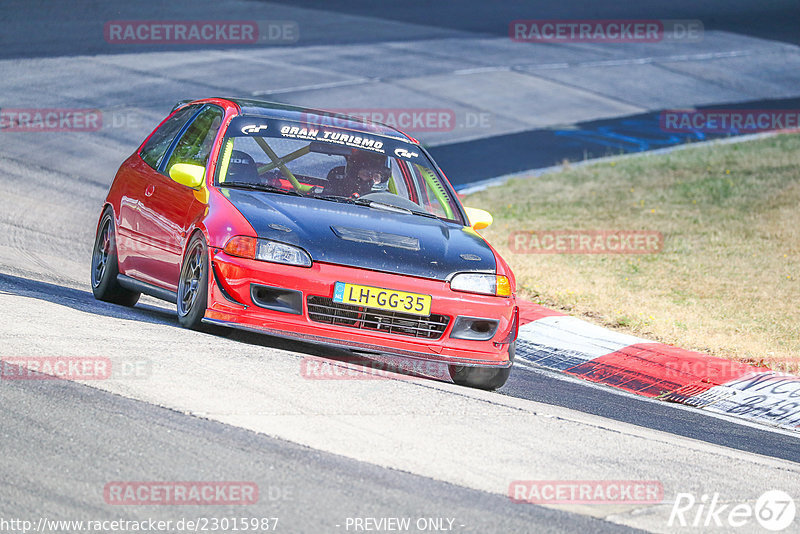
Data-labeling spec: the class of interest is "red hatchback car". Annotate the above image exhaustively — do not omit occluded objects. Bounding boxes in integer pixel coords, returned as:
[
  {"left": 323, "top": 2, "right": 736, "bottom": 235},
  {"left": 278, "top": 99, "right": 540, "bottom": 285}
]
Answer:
[{"left": 91, "top": 98, "right": 518, "bottom": 389}]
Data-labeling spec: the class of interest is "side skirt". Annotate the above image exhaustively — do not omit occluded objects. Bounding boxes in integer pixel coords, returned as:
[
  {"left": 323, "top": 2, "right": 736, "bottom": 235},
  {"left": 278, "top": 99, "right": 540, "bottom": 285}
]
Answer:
[{"left": 117, "top": 274, "right": 177, "bottom": 304}]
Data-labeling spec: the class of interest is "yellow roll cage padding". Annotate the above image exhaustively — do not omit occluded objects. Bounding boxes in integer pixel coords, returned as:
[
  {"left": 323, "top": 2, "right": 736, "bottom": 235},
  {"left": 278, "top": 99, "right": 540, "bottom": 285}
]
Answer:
[
  {"left": 254, "top": 137, "right": 316, "bottom": 193},
  {"left": 257, "top": 145, "right": 311, "bottom": 175},
  {"left": 416, "top": 164, "right": 454, "bottom": 220},
  {"left": 217, "top": 139, "right": 234, "bottom": 182}
]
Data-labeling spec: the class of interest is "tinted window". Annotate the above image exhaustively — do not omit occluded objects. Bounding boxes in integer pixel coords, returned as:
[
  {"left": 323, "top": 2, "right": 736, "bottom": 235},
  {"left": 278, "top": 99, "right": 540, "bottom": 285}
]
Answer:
[
  {"left": 139, "top": 105, "right": 201, "bottom": 170},
  {"left": 165, "top": 106, "right": 224, "bottom": 172},
  {"left": 218, "top": 136, "right": 346, "bottom": 185},
  {"left": 216, "top": 134, "right": 463, "bottom": 223}
]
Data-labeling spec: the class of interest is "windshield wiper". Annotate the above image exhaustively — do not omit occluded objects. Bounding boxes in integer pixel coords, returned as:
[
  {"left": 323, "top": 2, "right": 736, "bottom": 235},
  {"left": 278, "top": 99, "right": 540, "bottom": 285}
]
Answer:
[
  {"left": 311, "top": 194, "right": 356, "bottom": 205},
  {"left": 220, "top": 182, "right": 303, "bottom": 196},
  {"left": 351, "top": 198, "right": 439, "bottom": 220},
  {"left": 311, "top": 194, "right": 436, "bottom": 218}
]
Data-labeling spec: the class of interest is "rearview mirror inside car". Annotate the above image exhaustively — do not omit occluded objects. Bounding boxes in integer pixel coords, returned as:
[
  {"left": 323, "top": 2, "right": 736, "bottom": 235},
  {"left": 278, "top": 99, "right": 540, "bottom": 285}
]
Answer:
[
  {"left": 464, "top": 207, "right": 493, "bottom": 230},
  {"left": 169, "top": 163, "right": 205, "bottom": 189},
  {"left": 307, "top": 141, "right": 353, "bottom": 156}
]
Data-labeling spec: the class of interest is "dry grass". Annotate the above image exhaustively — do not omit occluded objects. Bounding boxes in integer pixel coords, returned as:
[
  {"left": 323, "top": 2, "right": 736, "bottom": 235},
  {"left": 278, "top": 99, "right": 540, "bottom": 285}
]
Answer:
[{"left": 465, "top": 134, "right": 800, "bottom": 371}]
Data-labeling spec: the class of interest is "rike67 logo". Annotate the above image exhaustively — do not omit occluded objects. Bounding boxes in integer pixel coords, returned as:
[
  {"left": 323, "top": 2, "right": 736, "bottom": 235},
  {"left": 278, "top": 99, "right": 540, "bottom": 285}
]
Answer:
[{"left": 669, "top": 490, "right": 796, "bottom": 531}]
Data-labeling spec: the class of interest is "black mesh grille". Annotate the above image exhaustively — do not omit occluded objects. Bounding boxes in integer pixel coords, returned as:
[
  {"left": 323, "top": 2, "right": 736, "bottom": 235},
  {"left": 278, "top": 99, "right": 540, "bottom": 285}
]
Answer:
[{"left": 307, "top": 296, "right": 449, "bottom": 340}]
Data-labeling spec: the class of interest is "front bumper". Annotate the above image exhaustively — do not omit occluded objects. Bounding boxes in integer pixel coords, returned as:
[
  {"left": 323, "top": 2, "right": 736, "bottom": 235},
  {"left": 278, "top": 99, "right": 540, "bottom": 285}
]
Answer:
[{"left": 206, "top": 249, "right": 517, "bottom": 367}]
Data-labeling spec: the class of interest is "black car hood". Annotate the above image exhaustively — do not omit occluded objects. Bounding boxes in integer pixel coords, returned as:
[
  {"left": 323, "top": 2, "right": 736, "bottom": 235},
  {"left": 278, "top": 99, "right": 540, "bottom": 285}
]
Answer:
[{"left": 220, "top": 188, "right": 496, "bottom": 280}]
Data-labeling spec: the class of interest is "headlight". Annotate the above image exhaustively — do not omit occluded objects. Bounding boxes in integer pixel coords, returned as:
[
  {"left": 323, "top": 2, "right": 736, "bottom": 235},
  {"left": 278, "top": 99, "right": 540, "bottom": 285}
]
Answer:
[
  {"left": 256, "top": 240, "right": 312, "bottom": 267},
  {"left": 450, "top": 273, "right": 511, "bottom": 297},
  {"left": 224, "top": 236, "right": 312, "bottom": 267}
]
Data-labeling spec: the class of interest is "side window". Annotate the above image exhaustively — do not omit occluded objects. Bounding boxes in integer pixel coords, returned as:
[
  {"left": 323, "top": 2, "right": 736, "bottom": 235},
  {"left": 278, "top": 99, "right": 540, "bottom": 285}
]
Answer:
[
  {"left": 139, "top": 105, "right": 201, "bottom": 170},
  {"left": 164, "top": 106, "right": 224, "bottom": 173}
]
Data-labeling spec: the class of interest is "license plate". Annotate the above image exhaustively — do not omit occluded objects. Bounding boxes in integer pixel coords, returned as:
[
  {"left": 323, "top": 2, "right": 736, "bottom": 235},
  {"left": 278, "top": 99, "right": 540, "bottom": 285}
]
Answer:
[{"left": 333, "top": 282, "right": 432, "bottom": 316}]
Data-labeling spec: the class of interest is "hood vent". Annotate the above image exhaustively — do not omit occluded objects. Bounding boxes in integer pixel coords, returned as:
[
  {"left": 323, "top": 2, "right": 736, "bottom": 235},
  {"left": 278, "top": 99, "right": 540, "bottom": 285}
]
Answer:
[{"left": 331, "top": 226, "right": 420, "bottom": 251}]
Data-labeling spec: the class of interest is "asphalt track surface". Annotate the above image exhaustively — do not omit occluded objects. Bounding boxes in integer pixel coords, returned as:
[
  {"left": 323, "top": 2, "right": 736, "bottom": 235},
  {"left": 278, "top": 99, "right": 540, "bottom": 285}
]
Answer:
[
  {"left": 3, "top": 272, "right": 798, "bottom": 466},
  {"left": 5, "top": 0, "right": 798, "bottom": 58},
  {"left": 433, "top": 96, "right": 800, "bottom": 187},
  {"left": 270, "top": 0, "right": 800, "bottom": 47},
  {"left": 2, "top": 1, "right": 800, "bottom": 533},
  {"left": 268, "top": 0, "right": 800, "bottom": 184},
  {"left": 1, "top": 354, "right": 626, "bottom": 534},
  {"left": 2, "top": 272, "right": 799, "bottom": 533}
]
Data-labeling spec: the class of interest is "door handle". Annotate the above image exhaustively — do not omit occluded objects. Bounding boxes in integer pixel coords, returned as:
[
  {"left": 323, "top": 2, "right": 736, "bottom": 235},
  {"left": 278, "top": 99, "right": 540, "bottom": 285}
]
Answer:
[{"left": 145, "top": 184, "right": 155, "bottom": 197}]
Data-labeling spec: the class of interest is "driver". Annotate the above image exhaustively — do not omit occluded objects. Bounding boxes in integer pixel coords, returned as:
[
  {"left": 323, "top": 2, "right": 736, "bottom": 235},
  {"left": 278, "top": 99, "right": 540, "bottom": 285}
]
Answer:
[
  {"left": 323, "top": 150, "right": 391, "bottom": 197},
  {"left": 348, "top": 151, "right": 391, "bottom": 196}
]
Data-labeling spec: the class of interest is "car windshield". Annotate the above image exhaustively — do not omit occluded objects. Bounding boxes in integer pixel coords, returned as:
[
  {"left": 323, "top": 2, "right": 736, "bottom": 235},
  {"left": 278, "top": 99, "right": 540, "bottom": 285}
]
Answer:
[{"left": 214, "top": 118, "right": 465, "bottom": 224}]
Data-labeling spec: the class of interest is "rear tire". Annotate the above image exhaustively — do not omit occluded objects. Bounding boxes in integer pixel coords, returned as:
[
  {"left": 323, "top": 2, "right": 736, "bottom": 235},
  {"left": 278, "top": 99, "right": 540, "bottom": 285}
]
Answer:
[
  {"left": 449, "top": 342, "right": 514, "bottom": 390},
  {"left": 90, "top": 209, "right": 140, "bottom": 307},
  {"left": 177, "top": 233, "right": 209, "bottom": 330}
]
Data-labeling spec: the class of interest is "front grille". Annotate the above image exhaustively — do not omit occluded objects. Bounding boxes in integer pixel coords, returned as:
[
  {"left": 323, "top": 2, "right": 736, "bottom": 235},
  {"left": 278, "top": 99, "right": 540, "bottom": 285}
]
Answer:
[{"left": 307, "top": 296, "right": 450, "bottom": 340}]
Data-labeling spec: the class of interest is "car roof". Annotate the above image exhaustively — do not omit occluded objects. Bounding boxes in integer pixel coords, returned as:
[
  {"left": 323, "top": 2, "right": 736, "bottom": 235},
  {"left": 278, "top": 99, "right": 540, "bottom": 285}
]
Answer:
[{"left": 192, "top": 97, "right": 418, "bottom": 144}]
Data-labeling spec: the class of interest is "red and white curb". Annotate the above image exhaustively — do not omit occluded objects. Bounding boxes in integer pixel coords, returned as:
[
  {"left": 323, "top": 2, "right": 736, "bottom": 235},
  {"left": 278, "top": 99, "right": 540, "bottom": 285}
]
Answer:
[{"left": 515, "top": 301, "right": 800, "bottom": 432}]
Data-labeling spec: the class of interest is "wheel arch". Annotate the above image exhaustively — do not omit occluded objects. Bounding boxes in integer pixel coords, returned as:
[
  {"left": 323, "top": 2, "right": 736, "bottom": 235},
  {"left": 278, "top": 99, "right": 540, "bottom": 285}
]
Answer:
[
  {"left": 96, "top": 202, "right": 116, "bottom": 231},
  {"left": 181, "top": 226, "right": 211, "bottom": 263}
]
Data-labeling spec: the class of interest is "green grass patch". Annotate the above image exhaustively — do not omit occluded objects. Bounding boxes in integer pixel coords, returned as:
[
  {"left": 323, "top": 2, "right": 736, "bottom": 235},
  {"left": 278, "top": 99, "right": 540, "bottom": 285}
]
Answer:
[{"left": 466, "top": 134, "right": 800, "bottom": 369}]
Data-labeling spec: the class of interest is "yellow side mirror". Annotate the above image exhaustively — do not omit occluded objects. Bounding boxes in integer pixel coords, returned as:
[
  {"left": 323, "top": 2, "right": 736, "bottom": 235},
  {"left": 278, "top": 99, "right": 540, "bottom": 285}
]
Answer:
[
  {"left": 464, "top": 207, "right": 493, "bottom": 230},
  {"left": 169, "top": 163, "right": 205, "bottom": 189}
]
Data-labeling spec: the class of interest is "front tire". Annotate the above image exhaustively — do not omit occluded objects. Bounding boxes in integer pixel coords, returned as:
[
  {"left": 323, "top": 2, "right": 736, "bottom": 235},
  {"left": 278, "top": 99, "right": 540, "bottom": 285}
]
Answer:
[
  {"left": 449, "top": 342, "right": 514, "bottom": 390},
  {"left": 177, "top": 233, "right": 209, "bottom": 329},
  {"left": 90, "top": 209, "right": 140, "bottom": 307}
]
